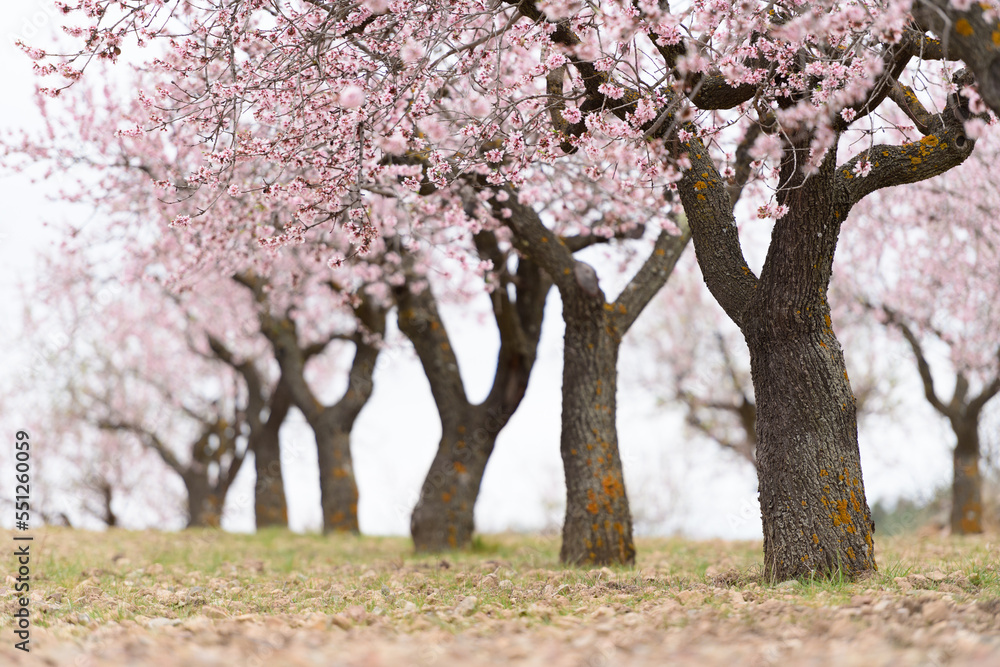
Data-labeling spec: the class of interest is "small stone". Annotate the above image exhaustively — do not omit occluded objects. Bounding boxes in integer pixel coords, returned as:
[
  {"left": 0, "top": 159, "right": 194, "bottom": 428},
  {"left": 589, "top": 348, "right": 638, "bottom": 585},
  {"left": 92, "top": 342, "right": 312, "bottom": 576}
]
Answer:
[
  {"left": 498, "top": 579, "right": 514, "bottom": 591},
  {"left": 776, "top": 580, "right": 799, "bottom": 590},
  {"left": 455, "top": 595, "right": 478, "bottom": 616},
  {"left": 360, "top": 569, "right": 377, "bottom": 581},
  {"left": 894, "top": 577, "right": 912, "bottom": 592},
  {"left": 148, "top": 617, "right": 181, "bottom": 628},
  {"left": 922, "top": 599, "right": 950, "bottom": 624},
  {"left": 729, "top": 591, "right": 746, "bottom": 606},
  {"left": 345, "top": 605, "right": 367, "bottom": 622},
  {"left": 927, "top": 570, "right": 948, "bottom": 582},
  {"left": 202, "top": 605, "right": 229, "bottom": 619},
  {"left": 398, "top": 600, "right": 418, "bottom": 613},
  {"left": 478, "top": 574, "right": 499, "bottom": 590}
]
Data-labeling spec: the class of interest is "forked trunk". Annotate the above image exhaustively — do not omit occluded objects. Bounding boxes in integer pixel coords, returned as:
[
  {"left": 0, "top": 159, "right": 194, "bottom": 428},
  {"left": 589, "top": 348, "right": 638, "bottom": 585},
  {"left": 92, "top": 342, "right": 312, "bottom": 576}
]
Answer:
[
  {"left": 951, "top": 421, "right": 983, "bottom": 534},
  {"left": 315, "top": 419, "right": 359, "bottom": 533},
  {"left": 411, "top": 411, "right": 499, "bottom": 551},
  {"left": 559, "top": 298, "right": 635, "bottom": 566}
]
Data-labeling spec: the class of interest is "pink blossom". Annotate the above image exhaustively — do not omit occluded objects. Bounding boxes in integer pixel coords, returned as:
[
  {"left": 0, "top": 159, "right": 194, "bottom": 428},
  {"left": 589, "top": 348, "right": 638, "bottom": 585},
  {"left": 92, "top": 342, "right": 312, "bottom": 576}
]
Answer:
[{"left": 339, "top": 84, "right": 365, "bottom": 109}]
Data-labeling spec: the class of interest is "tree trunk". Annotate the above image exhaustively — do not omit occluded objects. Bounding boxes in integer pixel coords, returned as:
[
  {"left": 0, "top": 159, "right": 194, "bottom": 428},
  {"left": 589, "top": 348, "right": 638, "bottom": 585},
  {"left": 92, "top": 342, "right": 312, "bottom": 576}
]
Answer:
[
  {"left": 252, "top": 422, "right": 288, "bottom": 528},
  {"left": 411, "top": 410, "right": 499, "bottom": 551},
  {"left": 559, "top": 296, "right": 635, "bottom": 566},
  {"left": 741, "top": 151, "right": 876, "bottom": 581},
  {"left": 315, "top": 417, "right": 359, "bottom": 533},
  {"left": 184, "top": 470, "right": 222, "bottom": 528},
  {"left": 745, "top": 316, "right": 875, "bottom": 579},
  {"left": 951, "top": 420, "right": 983, "bottom": 534},
  {"left": 251, "top": 381, "right": 292, "bottom": 529}
]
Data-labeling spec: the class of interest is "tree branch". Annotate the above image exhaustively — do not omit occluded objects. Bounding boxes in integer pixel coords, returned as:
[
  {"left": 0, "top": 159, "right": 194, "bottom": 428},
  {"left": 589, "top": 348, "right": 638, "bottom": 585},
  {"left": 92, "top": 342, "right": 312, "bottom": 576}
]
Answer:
[
  {"left": 912, "top": 0, "right": 1000, "bottom": 116},
  {"left": 612, "top": 223, "right": 691, "bottom": 334},
  {"left": 839, "top": 74, "right": 976, "bottom": 206}
]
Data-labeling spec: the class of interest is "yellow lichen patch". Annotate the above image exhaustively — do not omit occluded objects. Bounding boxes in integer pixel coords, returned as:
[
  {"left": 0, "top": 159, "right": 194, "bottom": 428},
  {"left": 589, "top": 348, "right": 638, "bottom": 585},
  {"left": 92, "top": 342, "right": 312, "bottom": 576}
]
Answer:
[
  {"left": 993, "top": 30, "right": 1000, "bottom": 47},
  {"left": 846, "top": 546, "right": 856, "bottom": 560},
  {"left": 812, "top": 533, "right": 819, "bottom": 545},
  {"left": 956, "top": 18, "right": 974, "bottom": 37},
  {"left": 820, "top": 469, "right": 828, "bottom": 477},
  {"left": 655, "top": 247, "right": 665, "bottom": 256},
  {"left": 697, "top": 194, "right": 706, "bottom": 201},
  {"left": 570, "top": 448, "right": 577, "bottom": 455},
  {"left": 564, "top": 267, "right": 571, "bottom": 275},
  {"left": 453, "top": 461, "right": 467, "bottom": 474},
  {"left": 850, "top": 489, "right": 862, "bottom": 513},
  {"left": 834, "top": 499, "right": 854, "bottom": 529},
  {"left": 920, "top": 134, "right": 939, "bottom": 147},
  {"left": 586, "top": 489, "right": 599, "bottom": 514},
  {"left": 694, "top": 180, "right": 708, "bottom": 190},
  {"left": 441, "top": 492, "right": 452, "bottom": 503},
  {"left": 540, "top": 236, "right": 548, "bottom": 243},
  {"left": 333, "top": 468, "right": 351, "bottom": 479},
  {"left": 602, "top": 473, "right": 624, "bottom": 500},
  {"left": 430, "top": 320, "right": 440, "bottom": 331},
  {"left": 441, "top": 342, "right": 451, "bottom": 351}
]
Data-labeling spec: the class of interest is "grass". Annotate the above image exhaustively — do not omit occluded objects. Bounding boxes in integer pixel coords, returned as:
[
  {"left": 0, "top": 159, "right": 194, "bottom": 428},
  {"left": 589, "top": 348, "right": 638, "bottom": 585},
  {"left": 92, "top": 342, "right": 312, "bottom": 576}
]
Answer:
[{"left": 1, "top": 527, "right": 998, "bottom": 633}]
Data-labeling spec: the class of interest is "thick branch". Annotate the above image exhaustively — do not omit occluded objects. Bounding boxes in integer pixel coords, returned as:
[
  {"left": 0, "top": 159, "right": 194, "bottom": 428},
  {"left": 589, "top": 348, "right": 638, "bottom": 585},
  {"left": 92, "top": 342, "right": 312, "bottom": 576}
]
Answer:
[
  {"left": 612, "top": 224, "right": 691, "bottom": 334},
  {"left": 673, "top": 133, "right": 759, "bottom": 326},
  {"left": 840, "top": 83, "right": 975, "bottom": 205},
  {"left": 393, "top": 266, "right": 471, "bottom": 412}
]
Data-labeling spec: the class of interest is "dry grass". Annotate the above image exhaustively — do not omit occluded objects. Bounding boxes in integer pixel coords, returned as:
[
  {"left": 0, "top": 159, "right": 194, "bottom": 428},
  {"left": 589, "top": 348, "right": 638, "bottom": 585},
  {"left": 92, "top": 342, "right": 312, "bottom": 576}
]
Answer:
[{"left": 2, "top": 527, "right": 999, "bottom": 665}]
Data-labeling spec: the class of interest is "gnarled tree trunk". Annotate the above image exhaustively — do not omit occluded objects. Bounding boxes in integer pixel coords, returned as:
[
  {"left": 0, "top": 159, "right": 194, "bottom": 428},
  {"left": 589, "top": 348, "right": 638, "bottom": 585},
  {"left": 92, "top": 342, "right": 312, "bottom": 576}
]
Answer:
[
  {"left": 397, "top": 232, "right": 550, "bottom": 552},
  {"left": 409, "top": 408, "right": 500, "bottom": 550}
]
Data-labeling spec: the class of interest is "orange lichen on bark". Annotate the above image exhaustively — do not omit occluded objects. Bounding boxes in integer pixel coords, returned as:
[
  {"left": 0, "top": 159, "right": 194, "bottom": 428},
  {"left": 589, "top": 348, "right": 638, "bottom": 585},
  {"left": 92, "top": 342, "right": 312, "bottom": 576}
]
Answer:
[
  {"left": 956, "top": 18, "right": 974, "bottom": 37},
  {"left": 453, "top": 461, "right": 467, "bottom": 473},
  {"left": 586, "top": 489, "right": 599, "bottom": 514},
  {"left": 601, "top": 473, "right": 623, "bottom": 500}
]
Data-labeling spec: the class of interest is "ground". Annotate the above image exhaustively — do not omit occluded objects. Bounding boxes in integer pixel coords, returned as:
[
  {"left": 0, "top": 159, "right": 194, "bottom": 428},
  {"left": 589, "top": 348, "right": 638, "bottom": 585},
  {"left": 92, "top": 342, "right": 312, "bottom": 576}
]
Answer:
[{"left": 1, "top": 528, "right": 999, "bottom": 665}]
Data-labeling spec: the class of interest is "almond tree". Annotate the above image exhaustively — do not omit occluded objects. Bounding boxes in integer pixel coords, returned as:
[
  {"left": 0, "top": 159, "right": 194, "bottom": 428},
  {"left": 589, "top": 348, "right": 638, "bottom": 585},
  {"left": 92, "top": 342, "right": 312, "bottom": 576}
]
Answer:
[
  {"left": 842, "top": 135, "right": 1000, "bottom": 535},
  {"left": 38, "top": 0, "right": 1000, "bottom": 576}
]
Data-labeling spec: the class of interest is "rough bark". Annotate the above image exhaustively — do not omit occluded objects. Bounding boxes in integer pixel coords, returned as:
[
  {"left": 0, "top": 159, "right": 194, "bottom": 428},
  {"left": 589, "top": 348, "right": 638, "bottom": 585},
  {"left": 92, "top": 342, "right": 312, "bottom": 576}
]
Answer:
[
  {"left": 736, "top": 147, "right": 876, "bottom": 580},
  {"left": 558, "top": 293, "right": 635, "bottom": 565},
  {"left": 396, "top": 231, "right": 550, "bottom": 552},
  {"left": 668, "top": 71, "right": 975, "bottom": 577},
  {"left": 500, "top": 191, "right": 689, "bottom": 565}
]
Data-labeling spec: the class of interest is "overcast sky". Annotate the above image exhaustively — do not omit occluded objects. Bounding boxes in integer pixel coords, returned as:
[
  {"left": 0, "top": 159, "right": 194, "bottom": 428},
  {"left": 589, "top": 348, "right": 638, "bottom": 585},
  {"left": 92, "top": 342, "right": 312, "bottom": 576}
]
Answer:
[{"left": 1, "top": 0, "right": 962, "bottom": 541}]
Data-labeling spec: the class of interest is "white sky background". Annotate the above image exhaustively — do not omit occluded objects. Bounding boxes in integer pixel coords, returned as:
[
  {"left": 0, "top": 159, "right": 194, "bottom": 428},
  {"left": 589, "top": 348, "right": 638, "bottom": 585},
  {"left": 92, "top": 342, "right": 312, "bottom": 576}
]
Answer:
[{"left": 0, "top": 0, "right": 964, "bottom": 541}]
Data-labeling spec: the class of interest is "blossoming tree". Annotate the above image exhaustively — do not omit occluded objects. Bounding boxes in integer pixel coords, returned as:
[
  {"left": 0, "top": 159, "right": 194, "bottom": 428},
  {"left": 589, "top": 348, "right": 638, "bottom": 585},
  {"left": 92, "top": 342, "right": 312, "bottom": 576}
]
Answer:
[
  {"left": 33, "top": 0, "right": 1000, "bottom": 576},
  {"left": 841, "top": 134, "right": 1000, "bottom": 535}
]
